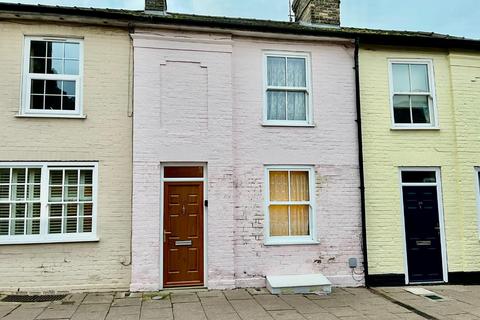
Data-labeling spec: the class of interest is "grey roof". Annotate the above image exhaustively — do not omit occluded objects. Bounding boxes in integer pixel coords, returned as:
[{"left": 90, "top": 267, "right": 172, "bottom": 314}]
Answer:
[{"left": 0, "top": 2, "right": 479, "bottom": 49}]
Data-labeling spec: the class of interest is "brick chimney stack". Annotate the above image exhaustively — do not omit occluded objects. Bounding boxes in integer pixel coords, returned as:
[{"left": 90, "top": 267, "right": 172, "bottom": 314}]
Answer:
[
  {"left": 145, "top": 0, "right": 167, "bottom": 12},
  {"left": 292, "top": 0, "right": 340, "bottom": 26}
]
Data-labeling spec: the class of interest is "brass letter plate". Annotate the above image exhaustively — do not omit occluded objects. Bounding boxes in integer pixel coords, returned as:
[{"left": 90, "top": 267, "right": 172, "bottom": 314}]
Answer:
[{"left": 175, "top": 240, "right": 192, "bottom": 246}]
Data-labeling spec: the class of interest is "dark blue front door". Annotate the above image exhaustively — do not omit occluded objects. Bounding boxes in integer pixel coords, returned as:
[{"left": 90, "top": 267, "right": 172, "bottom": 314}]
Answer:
[{"left": 403, "top": 186, "right": 443, "bottom": 283}]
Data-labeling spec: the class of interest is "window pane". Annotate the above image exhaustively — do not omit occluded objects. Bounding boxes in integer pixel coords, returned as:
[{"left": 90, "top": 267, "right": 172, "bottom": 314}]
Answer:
[
  {"left": 65, "top": 170, "right": 78, "bottom": 185},
  {"left": 45, "top": 95, "right": 62, "bottom": 110},
  {"left": 0, "top": 185, "right": 8, "bottom": 200},
  {"left": 410, "top": 64, "right": 429, "bottom": 92},
  {"left": 267, "top": 56, "right": 286, "bottom": 86},
  {"left": 287, "top": 58, "right": 306, "bottom": 87},
  {"left": 31, "top": 95, "right": 44, "bottom": 110},
  {"left": 392, "top": 64, "right": 410, "bottom": 92},
  {"left": 45, "top": 80, "right": 62, "bottom": 95},
  {"left": 50, "top": 170, "right": 63, "bottom": 185},
  {"left": 290, "top": 205, "right": 309, "bottom": 235},
  {"left": 82, "top": 217, "right": 92, "bottom": 232},
  {"left": 0, "top": 168, "right": 10, "bottom": 184},
  {"left": 80, "top": 203, "right": 93, "bottom": 216},
  {"left": 290, "top": 171, "right": 309, "bottom": 201},
  {"left": 63, "top": 81, "right": 76, "bottom": 96},
  {"left": 30, "top": 58, "right": 46, "bottom": 73},
  {"left": 31, "top": 80, "right": 45, "bottom": 94},
  {"left": 12, "top": 203, "right": 25, "bottom": 219},
  {"left": 267, "top": 91, "right": 286, "bottom": 120},
  {"left": 269, "top": 171, "right": 289, "bottom": 201},
  {"left": 401, "top": 171, "right": 436, "bottom": 183},
  {"left": 11, "top": 184, "right": 25, "bottom": 201},
  {"left": 64, "top": 60, "right": 79, "bottom": 75},
  {"left": 0, "top": 221, "right": 7, "bottom": 235},
  {"left": 27, "top": 184, "right": 40, "bottom": 200},
  {"left": 393, "top": 95, "right": 411, "bottom": 124},
  {"left": 411, "top": 95, "right": 430, "bottom": 124},
  {"left": 269, "top": 205, "right": 289, "bottom": 236},
  {"left": 63, "top": 96, "right": 76, "bottom": 111},
  {"left": 12, "top": 169, "right": 26, "bottom": 183},
  {"left": 49, "top": 186, "right": 62, "bottom": 202},
  {"left": 28, "top": 203, "right": 41, "bottom": 218},
  {"left": 0, "top": 203, "right": 9, "bottom": 218},
  {"left": 47, "top": 58, "right": 63, "bottom": 74},
  {"left": 164, "top": 166, "right": 203, "bottom": 178},
  {"left": 12, "top": 219, "right": 25, "bottom": 235},
  {"left": 47, "top": 42, "right": 64, "bottom": 59},
  {"left": 28, "top": 168, "right": 41, "bottom": 184},
  {"left": 49, "top": 219, "right": 62, "bottom": 234},
  {"left": 80, "top": 170, "right": 93, "bottom": 184},
  {"left": 30, "top": 41, "right": 46, "bottom": 57},
  {"left": 287, "top": 92, "right": 306, "bottom": 121},
  {"left": 65, "top": 43, "right": 79, "bottom": 59},
  {"left": 65, "top": 186, "right": 78, "bottom": 201}
]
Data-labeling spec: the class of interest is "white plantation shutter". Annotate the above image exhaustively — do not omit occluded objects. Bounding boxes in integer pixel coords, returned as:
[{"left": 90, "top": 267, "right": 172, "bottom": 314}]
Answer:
[{"left": 0, "top": 163, "right": 97, "bottom": 244}]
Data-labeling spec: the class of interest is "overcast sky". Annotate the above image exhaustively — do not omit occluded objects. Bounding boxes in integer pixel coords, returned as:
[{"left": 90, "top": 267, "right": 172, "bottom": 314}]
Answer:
[{"left": 1, "top": 0, "right": 478, "bottom": 39}]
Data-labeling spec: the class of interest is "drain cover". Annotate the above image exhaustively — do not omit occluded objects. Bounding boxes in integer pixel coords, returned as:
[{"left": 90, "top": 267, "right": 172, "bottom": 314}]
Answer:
[
  {"left": 425, "top": 294, "right": 444, "bottom": 301},
  {"left": 1, "top": 294, "right": 67, "bottom": 303}
]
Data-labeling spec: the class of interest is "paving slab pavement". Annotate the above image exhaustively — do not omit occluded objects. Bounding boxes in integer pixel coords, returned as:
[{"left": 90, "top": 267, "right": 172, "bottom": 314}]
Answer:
[{"left": 3, "top": 286, "right": 480, "bottom": 319}]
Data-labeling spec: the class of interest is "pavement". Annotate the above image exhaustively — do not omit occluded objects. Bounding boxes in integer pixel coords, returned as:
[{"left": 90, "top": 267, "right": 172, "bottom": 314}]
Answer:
[{"left": 0, "top": 286, "right": 478, "bottom": 320}]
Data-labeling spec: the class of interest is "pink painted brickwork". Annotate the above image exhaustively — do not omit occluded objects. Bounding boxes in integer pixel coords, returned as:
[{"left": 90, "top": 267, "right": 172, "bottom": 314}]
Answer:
[{"left": 131, "top": 30, "right": 363, "bottom": 291}]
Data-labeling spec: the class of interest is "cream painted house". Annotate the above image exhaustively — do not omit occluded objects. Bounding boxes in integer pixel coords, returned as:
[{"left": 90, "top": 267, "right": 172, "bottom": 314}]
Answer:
[
  {"left": 359, "top": 40, "right": 480, "bottom": 285},
  {"left": 0, "top": 4, "right": 132, "bottom": 292}
]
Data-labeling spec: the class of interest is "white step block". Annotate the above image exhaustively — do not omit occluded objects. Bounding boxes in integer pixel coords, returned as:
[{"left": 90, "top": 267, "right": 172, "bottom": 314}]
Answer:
[{"left": 266, "top": 274, "right": 332, "bottom": 295}]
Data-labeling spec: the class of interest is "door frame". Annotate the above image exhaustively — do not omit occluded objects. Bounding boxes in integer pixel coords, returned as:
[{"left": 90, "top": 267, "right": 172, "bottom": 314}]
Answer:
[
  {"left": 159, "top": 162, "right": 208, "bottom": 289},
  {"left": 398, "top": 167, "right": 448, "bottom": 284}
]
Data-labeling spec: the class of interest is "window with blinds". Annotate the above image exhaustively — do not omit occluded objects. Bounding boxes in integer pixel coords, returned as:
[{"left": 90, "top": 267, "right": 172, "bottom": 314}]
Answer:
[
  {"left": 0, "top": 163, "right": 97, "bottom": 244},
  {"left": 265, "top": 166, "right": 316, "bottom": 244},
  {"left": 21, "top": 37, "right": 83, "bottom": 117}
]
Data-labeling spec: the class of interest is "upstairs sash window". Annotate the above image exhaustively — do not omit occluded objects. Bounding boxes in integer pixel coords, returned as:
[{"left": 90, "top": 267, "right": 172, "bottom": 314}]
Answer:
[
  {"left": 265, "top": 53, "right": 311, "bottom": 125},
  {"left": 22, "top": 37, "right": 83, "bottom": 116},
  {"left": 390, "top": 60, "right": 437, "bottom": 127}
]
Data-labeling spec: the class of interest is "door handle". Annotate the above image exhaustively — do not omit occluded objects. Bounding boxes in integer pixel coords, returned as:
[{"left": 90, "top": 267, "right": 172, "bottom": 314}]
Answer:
[{"left": 164, "top": 230, "right": 172, "bottom": 243}]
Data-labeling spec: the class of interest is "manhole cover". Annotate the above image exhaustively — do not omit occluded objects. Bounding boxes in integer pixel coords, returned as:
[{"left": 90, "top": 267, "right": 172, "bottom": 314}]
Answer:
[{"left": 1, "top": 294, "right": 67, "bottom": 303}]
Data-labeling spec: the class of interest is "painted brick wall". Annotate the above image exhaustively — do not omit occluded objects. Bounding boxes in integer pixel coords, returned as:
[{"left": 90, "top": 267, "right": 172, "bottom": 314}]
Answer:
[
  {"left": 449, "top": 52, "right": 480, "bottom": 272},
  {"left": 360, "top": 46, "right": 480, "bottom": 277},
  {"left": 0, "top": 21, "right": 132, "bottom": 292},
  {"left": 131, "top": 29, "right": 363, "bottom": 290}
]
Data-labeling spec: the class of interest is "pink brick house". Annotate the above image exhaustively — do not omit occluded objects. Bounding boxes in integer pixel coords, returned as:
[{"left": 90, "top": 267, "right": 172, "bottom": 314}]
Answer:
[{"left": 130, "top": 0, "right": 364, "bottom": 291}]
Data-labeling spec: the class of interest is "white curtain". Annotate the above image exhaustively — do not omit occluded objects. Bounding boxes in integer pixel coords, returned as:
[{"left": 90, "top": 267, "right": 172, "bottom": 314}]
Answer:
[
  {"left": 267, "top": 57, "right": 286, "bottom": 86},
  {"left": 267, "top": 91, "right": 286, "bottom": 120},
  {"left": 287, "top": 58, "right": 306, "bottom": 87},
  {"left": 287, "top": 92, "right": 306, "bottom": 121}
]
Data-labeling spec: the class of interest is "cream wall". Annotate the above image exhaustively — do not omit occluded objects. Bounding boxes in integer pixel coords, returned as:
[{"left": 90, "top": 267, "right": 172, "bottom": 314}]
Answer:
[
  {"left": 0, "top": 20, "right": 132, "bottom": 292},
  {"left": 360, "top": 45, "right": 480, "bottom": 278}
]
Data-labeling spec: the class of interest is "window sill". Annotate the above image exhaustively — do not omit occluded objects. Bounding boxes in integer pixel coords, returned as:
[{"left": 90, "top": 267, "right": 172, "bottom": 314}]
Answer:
[
  {"left": 262, "top": 122, "right": 315, "bottom": 128},
  {"left": 390, "top": 126, "right": 439, "bottom": 131},
  {"left": 0, "top": 235, "right": 99, "bottom": 245},
  {"left": 264, "top": 239, "right": 320, "bottom": 246},
  {"left": 16, "top": 114, "right": 87, "bottom": 119}
]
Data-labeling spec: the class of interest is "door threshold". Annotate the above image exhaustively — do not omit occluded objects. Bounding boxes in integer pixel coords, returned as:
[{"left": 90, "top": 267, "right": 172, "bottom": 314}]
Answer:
[
  {"left": 407, "top": 281, "right": 446, "bottom": 285},
  {"left": 162, "top": 286, "right": 208, "bottom": 294}
]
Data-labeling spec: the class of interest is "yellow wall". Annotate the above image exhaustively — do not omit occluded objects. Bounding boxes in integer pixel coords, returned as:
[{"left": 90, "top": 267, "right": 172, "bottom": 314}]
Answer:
[
  {"left": 0, "top": 20, "right": 132, "bottom": 292},
  {"left": 360, "top": 45, "right": 480, "bottom": 277}
]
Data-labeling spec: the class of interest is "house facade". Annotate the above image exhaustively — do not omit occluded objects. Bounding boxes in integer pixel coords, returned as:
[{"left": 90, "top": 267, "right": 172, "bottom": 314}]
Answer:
[
  {"left": 0, "top": 6, "right": 132, "bottom": 292},
  {"left": 360, "top": 43, "right": 480, "bottom": 285},
  {"left": 130, "top": 0, "right": 365, "bottom": 290}
]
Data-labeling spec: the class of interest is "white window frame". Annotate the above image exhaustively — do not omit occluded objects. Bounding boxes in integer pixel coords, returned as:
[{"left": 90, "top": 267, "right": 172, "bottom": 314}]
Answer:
[
  {"left": 20, "top": 36, "right": 84, "bottom": 118},
  {"left": 388, "top": 59, "right": 438, "bottom": 129},
  {"left": 264, "top": 165, "right": 318, "bottom": 245},
  {"left": 0, "top": 162, "right": 98, "bottom": 245},
  {"left": 263, "top": 51, "right": 313, "bottom": 127}
]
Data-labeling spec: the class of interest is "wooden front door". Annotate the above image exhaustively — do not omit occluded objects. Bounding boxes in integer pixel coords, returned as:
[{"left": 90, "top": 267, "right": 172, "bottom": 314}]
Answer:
[
  {"left": 163, "top": 182, "right": 204, "bottom": 287},
  {"left": 403, "top": 186, "right": 443, "bottom": 283}
]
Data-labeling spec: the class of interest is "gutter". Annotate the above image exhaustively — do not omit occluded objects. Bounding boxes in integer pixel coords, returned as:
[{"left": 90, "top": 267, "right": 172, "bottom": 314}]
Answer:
[{"left": 354, "top": 37, "right": 369, "bottom": 286}]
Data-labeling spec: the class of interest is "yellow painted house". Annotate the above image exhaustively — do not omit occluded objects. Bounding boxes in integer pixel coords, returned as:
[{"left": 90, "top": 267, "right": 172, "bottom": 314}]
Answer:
[{"left": 359, "top": 40, "right": 480, "bottom": 285}]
